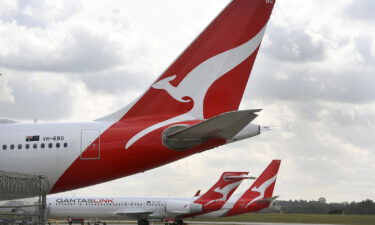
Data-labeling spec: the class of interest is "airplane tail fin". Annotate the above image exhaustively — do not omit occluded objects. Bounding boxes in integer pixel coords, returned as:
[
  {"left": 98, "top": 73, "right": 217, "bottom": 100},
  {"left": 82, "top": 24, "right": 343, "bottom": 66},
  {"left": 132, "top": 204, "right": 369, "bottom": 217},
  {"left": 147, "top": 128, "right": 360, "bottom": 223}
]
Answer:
[
  {"left": 97, "top": 0, "right": 275, "bottom": 122},
  {"left": 194, "top": 172, "right": 251, "bottom": 211},
  {"left": 225, "top": 160, "right": 281, "bottom": 216}
]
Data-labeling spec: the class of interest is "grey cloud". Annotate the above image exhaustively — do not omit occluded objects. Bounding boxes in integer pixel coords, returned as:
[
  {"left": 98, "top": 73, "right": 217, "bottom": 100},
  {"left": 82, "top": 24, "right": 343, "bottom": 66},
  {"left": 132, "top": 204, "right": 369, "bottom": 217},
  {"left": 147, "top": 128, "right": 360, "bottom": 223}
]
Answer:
[
  {"left": 0, "top": 80, "right": 74, "bottom": 121},
  {"left": 319, "top": 106, "right": 375, "bottom": 151},
  {"left": 0, "top": 27, "right": 123, "bottom": 73},
  {"left": 0, "top": 0, "right": 81, "bottom": 28},
  {"left": 1, "top": 0, "right": 374, "bottom": 203},
  {"left": 249, "top": 60, "right": 375, "bottom": 105},
  {"left": 71, "top": 68, "right": 152, "bottom": 95},
  {"left": 346, "top": 0, "right": 375, "bottom": 22},
  {"left": 0, "top": 79, "right": 15, "bottom": 103},
  {"left": 264, "top": 25, "right": 326, "bottom": 63},
  {"left": 355, "top": 36, "right": 375, "bottom": 65}
]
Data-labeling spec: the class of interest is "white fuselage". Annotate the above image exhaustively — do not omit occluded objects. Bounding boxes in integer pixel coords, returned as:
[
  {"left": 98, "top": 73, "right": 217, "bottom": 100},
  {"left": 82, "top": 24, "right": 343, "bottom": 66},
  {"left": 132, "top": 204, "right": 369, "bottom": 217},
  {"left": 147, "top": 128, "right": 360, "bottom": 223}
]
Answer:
[
  {"left": 46, "top": 195, "right": 243, "bottom": 221},
  {"left": 47, "top": 196, "right": 197, "bottom": 220},
  {"left": 0, "top": 121, "right": 112, "bottom": 189}
]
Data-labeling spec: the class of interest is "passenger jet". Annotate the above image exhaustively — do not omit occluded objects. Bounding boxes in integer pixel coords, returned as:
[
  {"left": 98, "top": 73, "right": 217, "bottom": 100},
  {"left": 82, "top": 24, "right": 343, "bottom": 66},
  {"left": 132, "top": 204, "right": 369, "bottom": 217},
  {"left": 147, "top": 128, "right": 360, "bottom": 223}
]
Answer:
[
  {"left": 47, "top": 160, "right": 281, "bottom": 225},
  {"left": 0, "top": 0, "right": 276, "bottom": 200}
]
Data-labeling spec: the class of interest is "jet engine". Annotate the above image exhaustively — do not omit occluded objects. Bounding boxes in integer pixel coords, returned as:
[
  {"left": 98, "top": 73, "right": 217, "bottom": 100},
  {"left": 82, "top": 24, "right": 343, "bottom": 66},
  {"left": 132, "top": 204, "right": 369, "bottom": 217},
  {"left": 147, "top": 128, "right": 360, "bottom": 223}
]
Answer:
[{"left": 165, "top": 200, "right": 202, "bottom": 214}]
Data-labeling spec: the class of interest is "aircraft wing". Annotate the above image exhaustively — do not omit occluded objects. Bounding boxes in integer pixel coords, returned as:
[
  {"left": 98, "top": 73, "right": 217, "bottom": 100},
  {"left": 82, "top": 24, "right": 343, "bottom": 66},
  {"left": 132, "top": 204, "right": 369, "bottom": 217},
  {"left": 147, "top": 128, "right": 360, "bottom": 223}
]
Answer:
[
  {"left": 0, "top": 204, "right": 42, "bottom": 208},
  {"left": 115, "top": 211, "right": 153, "bottom": 219},
  {"left": 167, "top": 109, "right": 261, "bottom": 140}
]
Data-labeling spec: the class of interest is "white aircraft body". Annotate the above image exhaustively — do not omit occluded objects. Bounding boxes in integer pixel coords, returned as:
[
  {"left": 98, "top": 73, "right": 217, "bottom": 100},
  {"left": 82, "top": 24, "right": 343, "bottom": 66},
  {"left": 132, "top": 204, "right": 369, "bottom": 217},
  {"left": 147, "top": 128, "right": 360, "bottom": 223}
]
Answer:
[
  {"left": 47, "top": 161, "right": 281, "bottom": 225},
  {"left": 0, "top": 0, "right": 276, "bottom": 200}
]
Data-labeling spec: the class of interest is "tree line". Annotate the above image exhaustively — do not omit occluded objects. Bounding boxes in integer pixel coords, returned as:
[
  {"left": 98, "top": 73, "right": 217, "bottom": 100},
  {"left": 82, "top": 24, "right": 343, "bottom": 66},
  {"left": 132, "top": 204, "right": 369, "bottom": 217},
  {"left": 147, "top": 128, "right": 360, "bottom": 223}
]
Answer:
[{"left": 260, "top": 198, "right": 375, "bottom": 215}]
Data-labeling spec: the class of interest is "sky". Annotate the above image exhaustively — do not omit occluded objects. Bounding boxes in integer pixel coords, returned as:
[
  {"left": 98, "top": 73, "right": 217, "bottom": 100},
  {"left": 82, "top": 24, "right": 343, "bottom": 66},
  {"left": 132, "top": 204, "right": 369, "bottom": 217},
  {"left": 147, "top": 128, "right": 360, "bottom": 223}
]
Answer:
[{"left": 0, "top": 0, "right": 374, "bottom": 203}]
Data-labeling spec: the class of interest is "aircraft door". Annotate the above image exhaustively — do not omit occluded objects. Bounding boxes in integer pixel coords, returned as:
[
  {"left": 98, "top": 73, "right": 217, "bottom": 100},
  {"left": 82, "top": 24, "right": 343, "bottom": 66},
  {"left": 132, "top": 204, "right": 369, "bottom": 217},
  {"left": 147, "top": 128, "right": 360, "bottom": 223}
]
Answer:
[{"left": 80, "top": 128, "right": 101, "bottom": 160}]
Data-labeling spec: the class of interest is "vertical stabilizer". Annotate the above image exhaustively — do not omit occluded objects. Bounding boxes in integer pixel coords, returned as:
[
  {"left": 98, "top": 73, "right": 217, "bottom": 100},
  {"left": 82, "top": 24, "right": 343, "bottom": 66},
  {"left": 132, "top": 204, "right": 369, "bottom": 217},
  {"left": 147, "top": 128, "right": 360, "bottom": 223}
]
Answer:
[
  {"left": 194, "top": 172, "right": 249, "bottom": 211},
  {"left": 97, "top": 0, "right": 276, "bottom": 122},
  {"left": 226, "top": 160, "right": 281, "bottom": 216}
]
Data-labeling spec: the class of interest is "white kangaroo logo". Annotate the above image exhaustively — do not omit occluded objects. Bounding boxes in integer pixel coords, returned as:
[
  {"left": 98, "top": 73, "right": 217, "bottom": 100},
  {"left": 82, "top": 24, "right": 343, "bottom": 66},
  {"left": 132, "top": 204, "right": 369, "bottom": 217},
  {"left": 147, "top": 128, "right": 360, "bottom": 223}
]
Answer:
[
  {"left": 125, "top": 25, "right": 267, "bottom": 149},
  {"left": 245, "top": 175, "right": 277, "bottom": 208},
  {"left": 205, "top": 180, "right": 242, "bottom": 206}
]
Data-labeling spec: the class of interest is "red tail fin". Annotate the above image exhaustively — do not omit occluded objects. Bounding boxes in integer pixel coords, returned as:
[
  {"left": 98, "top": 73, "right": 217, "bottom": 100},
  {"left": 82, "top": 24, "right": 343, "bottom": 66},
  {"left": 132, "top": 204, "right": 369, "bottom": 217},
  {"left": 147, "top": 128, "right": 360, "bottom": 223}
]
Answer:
[
  {"left": 194, "top": 172, "right": 249, "bottom": 211},
  {"left": 99, "top": 0, "right": 276, "bottom": 122},
  {"left": 226, "top": 160, "right": 281, "bottom": 216}
]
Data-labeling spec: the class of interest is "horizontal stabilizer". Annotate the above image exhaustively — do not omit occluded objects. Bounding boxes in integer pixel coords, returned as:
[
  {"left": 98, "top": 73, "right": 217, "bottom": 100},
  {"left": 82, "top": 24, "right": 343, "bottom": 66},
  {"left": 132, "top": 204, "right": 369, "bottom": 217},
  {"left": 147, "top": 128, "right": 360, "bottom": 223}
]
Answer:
[
  {"left": 167, "top": 109, "right": 261, "bottom": 140},
  {"left": 0, "top": 119, "right": 18, "bottom": 124},
  {"left": 255, "top": 196, "right": 279, "bottom": 205}
]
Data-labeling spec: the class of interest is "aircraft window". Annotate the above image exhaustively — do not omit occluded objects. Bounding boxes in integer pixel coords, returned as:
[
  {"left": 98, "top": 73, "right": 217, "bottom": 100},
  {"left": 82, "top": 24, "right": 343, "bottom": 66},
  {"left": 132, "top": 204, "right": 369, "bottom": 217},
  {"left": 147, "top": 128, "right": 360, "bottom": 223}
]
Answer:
[
  {"left": 48, "top": 143, "right": 53, "bottom": 148},
  {"left": 25, "top": 144, "right": 30, "bottom": 149},
  {"left": 18, "top": 144, "right": 22, "bottom": 150},
  {"left": 33, "top": 143, "right": 37, "bottom": 149},
  {"left": 2, "top": 145, "right": 6, "bottom": 150},
  {"left": 64, "top": 143, "right": 68, "bottom": 148},
  {"left": 56, "top": 143, "right": 60, "bottom": 148},
  {"left": 10, "top": 144, "right": 14, "bottom": 150},
  {"left": 41, "top": 143, "right": 45, "bottom": 149}
]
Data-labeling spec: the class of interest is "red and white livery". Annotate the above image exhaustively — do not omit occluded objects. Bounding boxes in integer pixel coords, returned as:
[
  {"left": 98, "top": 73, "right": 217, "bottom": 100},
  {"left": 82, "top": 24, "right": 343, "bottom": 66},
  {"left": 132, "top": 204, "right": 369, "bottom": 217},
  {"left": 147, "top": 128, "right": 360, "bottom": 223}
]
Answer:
[
  {"left": 0, "top": 0, "right": 276, "bottom": 199},
  {"left": 47, "top": 160, "right": 281, "bottom": 225}
]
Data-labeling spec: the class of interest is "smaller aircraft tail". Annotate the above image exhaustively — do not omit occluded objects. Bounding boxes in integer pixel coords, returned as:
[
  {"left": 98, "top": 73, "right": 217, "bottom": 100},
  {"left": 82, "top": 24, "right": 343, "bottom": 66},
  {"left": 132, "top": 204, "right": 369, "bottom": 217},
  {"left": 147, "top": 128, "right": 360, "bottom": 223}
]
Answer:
[
  {"left": 225, "top": 160, "right": 281, "bottom": 216},
  {"left": 194, "top": 172, "right": 252, "bottom": 211}
]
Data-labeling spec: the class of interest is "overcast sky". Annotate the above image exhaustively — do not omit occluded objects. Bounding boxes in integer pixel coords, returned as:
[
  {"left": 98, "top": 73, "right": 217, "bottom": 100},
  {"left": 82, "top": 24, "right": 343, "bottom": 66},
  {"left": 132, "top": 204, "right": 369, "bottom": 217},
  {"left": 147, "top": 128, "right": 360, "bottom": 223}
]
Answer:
[{"left": 0, "top": 0, "right": 374, "bottom": 203}]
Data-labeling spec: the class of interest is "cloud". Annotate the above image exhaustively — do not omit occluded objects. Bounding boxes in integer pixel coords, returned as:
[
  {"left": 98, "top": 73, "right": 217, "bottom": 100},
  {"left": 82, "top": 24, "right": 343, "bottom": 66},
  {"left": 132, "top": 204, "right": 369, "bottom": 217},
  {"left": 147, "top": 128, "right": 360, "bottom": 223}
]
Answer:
[
  {"left": 0, "top": 72, "right": 75, "bottom": 120},
  {"left": 0, "top": 24, "right": 123, "bottom": 73},
  {"left": 0, "top": 79, "right": 14, "bottom": 103},
  {"left": 346, "top": 0, "right": 375, "bottom": 22},
  {"left": 73, "top": 68, "right": 151, "bottom": 95},
  {"left": 355, "top": 35, "right": 375, "bottom": 65},
  {"left": 1, "top": 0, "right": 375, "bottom": 203},
  {"left": 249, "top": 64, "right": 375, "bottom": 104},
  {"left": 0, "top": 0, "right": 82, "bottom": 28},
  {"left": 263, "top": 24, "right": 326, "bottom": 63}
]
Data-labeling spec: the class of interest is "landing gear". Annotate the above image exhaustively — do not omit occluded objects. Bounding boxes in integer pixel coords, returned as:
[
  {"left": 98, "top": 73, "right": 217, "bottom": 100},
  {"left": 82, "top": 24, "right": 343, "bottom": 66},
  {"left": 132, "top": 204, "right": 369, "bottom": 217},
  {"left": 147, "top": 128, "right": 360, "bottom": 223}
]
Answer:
[
  {"left": 164, "top": 219, "right": 185, "bottom": 225},
  {"left": 137, "top": 219, "right": 149, "bottom": 225},
  {"left": 175, "top": 219, "right": 184, "bottom": 225},
  {"left": 87, "top": 221, "right": 106, "bottom": 225}
]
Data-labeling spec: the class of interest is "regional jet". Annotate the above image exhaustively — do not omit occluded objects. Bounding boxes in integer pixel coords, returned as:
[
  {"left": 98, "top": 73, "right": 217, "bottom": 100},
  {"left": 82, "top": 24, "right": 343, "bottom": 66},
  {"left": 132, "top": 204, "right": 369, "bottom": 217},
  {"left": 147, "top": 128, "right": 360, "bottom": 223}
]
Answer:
[{"left": 47, "top": 160, "right": 281, "bottom": 225}]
